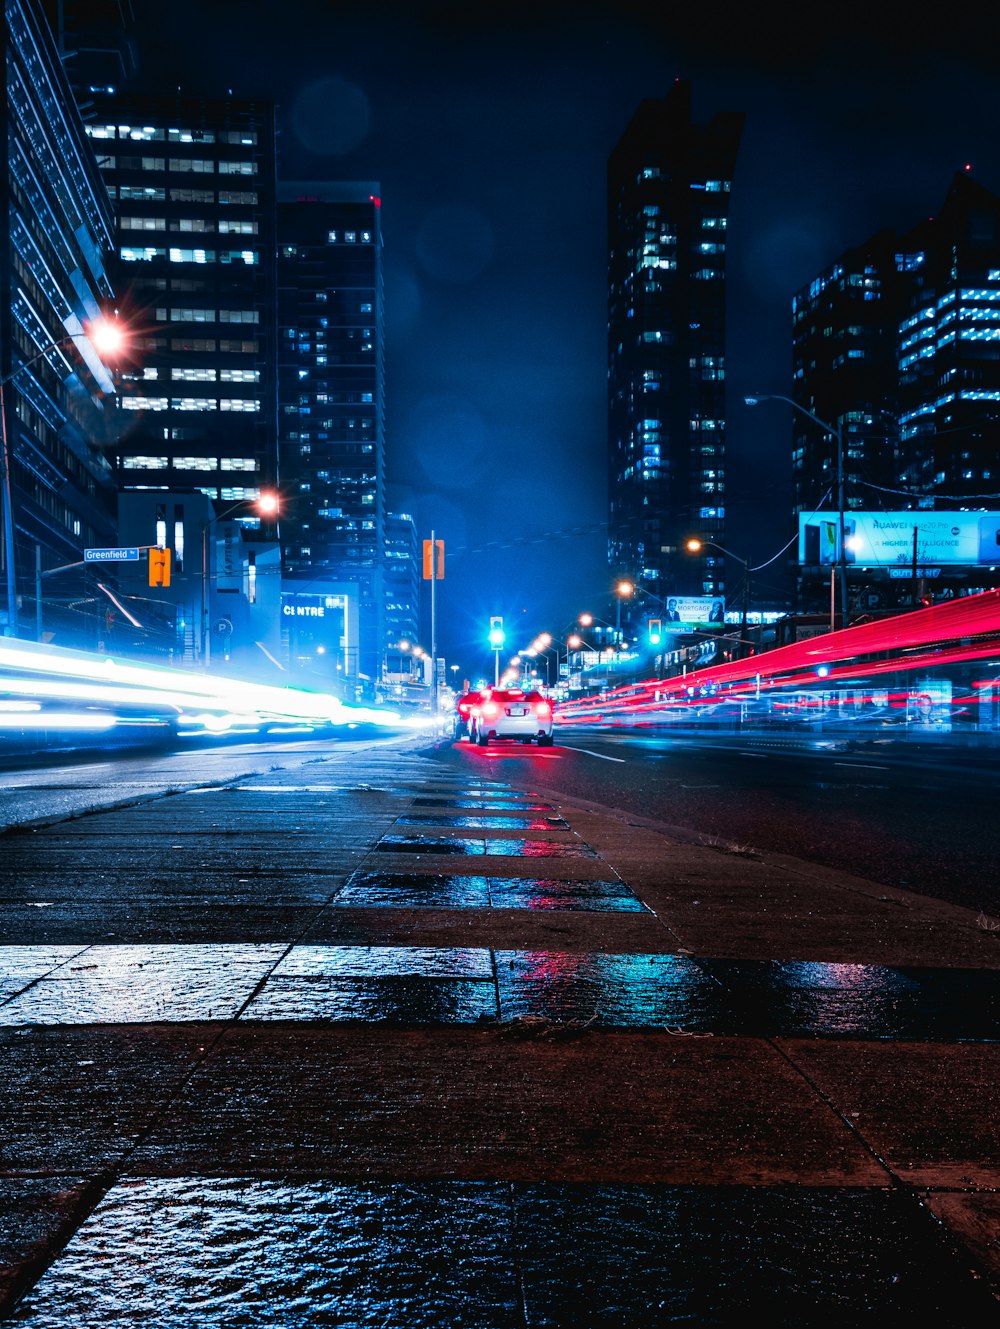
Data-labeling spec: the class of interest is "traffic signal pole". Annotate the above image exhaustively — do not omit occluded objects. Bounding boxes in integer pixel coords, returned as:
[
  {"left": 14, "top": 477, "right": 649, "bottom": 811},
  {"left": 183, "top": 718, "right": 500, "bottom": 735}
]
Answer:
[{"left": 430, "top": 527, "right": 438, "bottom": 717}]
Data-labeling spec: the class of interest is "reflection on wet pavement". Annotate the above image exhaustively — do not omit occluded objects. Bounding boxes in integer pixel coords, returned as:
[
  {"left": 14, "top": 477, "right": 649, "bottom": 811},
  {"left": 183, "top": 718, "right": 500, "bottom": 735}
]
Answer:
[
  {"left": 488, "top": 878, "right": 646, "bottom": 913},
  {"left": 374, "top": 835, "right": 596, "bottom": 858},
  {"left": 0, "top": 946, "right": 89, "bottom": 1002},
  {"left": 8, "top": 1178, "right": 993, "bottom": 1325},
  {"left": 337, "top": 873, "right": 643, "bottom": 912},
  {"left": 497, "top": 951, "right": 723, "bottom": 1029},
  {"left": 243, "top": 944, "right": 496, "bottom": 1025},
  {"left": 0, "top": 945, "right": 285, "bottom": 1025},
  {"left": 411, "top": 798, "right": 557, "bottom": 812},
  {"left": 2, "top": 943, "right": 999, "bottom": 1037},
  {"left": 395, "top": 814, "right": 570, "bottom": 830},
  {"left": 336, "top": 873, "right": 494, "bottom": 909}
]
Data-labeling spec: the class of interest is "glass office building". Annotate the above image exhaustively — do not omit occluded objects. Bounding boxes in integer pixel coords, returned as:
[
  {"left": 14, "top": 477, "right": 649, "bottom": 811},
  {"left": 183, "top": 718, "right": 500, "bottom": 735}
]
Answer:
[
  {"left": 607, "top": 80, "right": 743, "bottom": 612},
  {"left": 793, "top": 170, "right": 1000, "bottom": 609},
  {"left": 276, "top": 185, "right": 385, "bottom": 682},
  {"left": 1, "top": 0, "right": 120, "bottom": 644}
]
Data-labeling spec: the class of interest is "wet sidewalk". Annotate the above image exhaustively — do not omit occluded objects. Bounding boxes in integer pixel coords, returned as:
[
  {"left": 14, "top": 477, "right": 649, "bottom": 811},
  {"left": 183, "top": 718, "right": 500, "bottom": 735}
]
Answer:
[{"left": 1, "top": 734, "right": 999, "bottom": 1323}]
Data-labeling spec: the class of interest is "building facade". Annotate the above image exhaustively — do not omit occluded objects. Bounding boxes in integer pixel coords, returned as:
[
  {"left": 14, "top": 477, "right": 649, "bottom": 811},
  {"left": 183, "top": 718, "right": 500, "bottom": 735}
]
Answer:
[
  {"left": 1, "top": 0, "right": 121, "bottom": 644},
  {"left": 276, "top": 185, "right": 386, "bottom": 684},
  {"left": 793, "top": 170, "right": 1000, "bottom": 611},
  {"left": 76, "top": 92, "right": 281, "bottom": 659},
  {"left": 383, "top": 509, "right": 418, "bottom": 666},
  {"left": 607, "top": 79, "right": 743, "bottom": 624}
]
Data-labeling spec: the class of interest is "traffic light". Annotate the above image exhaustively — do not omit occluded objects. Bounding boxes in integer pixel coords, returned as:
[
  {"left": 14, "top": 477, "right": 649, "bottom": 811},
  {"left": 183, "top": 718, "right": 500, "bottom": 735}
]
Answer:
[
  {"left": 422, "top": 538, "right": 445, "bottom": 579},
  {"left": 148, "top": 546, "right": 171, "bottom": 587},
  {"left": 648, "top": 618, "right": 662, "bottom": 645},
  {"left": 488, "top": 616, "right": 505, "bottom": 648}
]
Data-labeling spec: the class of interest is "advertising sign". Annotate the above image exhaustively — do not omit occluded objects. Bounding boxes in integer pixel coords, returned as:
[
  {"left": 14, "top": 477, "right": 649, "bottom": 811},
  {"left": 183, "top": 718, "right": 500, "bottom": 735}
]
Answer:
[
  {"left": 799, "top": 512, "right": 1000, "bottom": 567},
  {"left": 660, "top": 596, "right": 726, "bottom": 630}
]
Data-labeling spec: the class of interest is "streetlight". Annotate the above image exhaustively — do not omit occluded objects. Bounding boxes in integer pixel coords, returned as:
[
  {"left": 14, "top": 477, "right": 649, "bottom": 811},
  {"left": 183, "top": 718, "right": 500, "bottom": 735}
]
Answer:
[
  {"left": 614, "top": 579, "right": 633, "bottom": 638},
  {"left": 745, "top": 393, "right": 847, "bottom": 630},
  {"left": 0, "top": 319, "right": 125, "bottom": 637},
  {"left": 685, "top": 537, "right": 751, "bottom": 656},
  {"left": 201, "top": 490, "right": 279, "bottom": 666}
]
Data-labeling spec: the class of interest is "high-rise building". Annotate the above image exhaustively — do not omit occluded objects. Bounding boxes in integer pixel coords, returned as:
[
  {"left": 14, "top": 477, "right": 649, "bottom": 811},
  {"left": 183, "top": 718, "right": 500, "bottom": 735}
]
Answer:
[
  {"left": 793, "top": 170, "right": 1000, "bottom": 609},
  {"left": 790, "top": 227, "right": 903, "bottom": 611},
  {"left": 1, "top": 0, "right": 121, "bottom": 643},
  {"left": 77, "top": 93, "right": 281, "bottom": 660},
  {"left": 383, "top": 509, "right": 419, "bottom": 666},
  {"left": 276, "top": 185, "right": 385, "bottom": 682},
  {"left": 607, "top": 79, "right": 743, "bottom": 620},
  {"left": 84, "top": 93, "right": 279, "bottom": 505},
  {"left": 896, "top": 172, "right": 1000, "bottom": 501}
]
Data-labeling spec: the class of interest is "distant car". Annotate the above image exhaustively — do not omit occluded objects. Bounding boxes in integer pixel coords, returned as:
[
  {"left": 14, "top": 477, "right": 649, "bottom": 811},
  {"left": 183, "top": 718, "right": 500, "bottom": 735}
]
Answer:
[
  {"left": 452, "top": 690, "right": 482, "bottom": 740},
  {"left": 471, "top": 688, "right": 554, "bottom": 746}
]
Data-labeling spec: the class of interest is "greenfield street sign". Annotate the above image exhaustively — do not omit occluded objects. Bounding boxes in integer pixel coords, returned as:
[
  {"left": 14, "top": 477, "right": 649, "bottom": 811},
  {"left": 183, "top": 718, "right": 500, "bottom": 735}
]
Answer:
[{"left": 84, "top": 548, "right": 140, "bottom": 562}]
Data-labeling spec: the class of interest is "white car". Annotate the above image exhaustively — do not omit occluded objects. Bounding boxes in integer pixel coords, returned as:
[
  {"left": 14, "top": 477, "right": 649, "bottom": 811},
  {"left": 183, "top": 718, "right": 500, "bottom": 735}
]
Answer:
[{"left": 471, "top": 688, "right": 554, "bottom": 746}]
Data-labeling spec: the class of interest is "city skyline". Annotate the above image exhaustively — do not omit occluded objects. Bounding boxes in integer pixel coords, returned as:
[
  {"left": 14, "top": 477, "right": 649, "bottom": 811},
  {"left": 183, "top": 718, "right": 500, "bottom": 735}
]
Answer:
[{"left": 87, "top": 3, "right": 1000, "bottom": 668}]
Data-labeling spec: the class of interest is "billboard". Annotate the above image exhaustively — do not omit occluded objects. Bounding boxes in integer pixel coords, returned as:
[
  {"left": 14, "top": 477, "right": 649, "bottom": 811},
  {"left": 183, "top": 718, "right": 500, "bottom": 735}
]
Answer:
[
  {"left": 799, "top": 512, "right": 1000, "bottom": 567},
  {"left": 657, "top": 596, "right": 726, "bottom": 631}
]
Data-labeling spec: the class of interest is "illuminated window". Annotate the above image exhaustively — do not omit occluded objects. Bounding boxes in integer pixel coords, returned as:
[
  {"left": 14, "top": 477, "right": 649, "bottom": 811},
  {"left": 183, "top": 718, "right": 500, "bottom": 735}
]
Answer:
[
  {"left": 122, "top": 455, "right": 168, "bottom": 468},
  {"left": 220, "top": 399, "right": 261, "bottom": 412},
  {"left": 118, "top": 185, "right": 165, "bottom": 201},
  {"left": 121, "top": 247, "right": 165, "bottom": 262},
  {"left": 167, "top": 127, "right": 215, "bottom": 143},
  {"left": 173, "top": 397, "right": 218, "bottom": 412},
  {"left": 169, "top": 248, "right": 213, "bottom": 263},
  {"left": 172, "top": 368, "right": 216, "bottom": 382},
  {"left": 120, "top": 397, "right": 168, "bottom": 411},
  {"left": 168, "top": 158, "right": 215, "bottom": 173},
  {"left": 174, "top": 457, "right": 217, "bottom": 471},
  {"left": 218, "top": 160, "right": 257, "bottom": 175}
]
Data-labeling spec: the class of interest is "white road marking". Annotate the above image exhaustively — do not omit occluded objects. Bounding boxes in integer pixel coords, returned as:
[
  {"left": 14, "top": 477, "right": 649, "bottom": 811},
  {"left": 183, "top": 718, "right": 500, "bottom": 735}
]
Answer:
[
  {"left": 833, "top": 762, "right": 889, "bottom": 770},
  {"left": 559, "top": 746, "right": 627, "bottom": 763}
]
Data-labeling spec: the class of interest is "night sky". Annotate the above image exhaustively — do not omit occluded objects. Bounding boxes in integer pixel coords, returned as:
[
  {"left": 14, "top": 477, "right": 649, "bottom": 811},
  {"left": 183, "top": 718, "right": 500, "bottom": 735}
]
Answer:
[{"left": 128, "top": 1, "right": 1000, "bottom": 678}]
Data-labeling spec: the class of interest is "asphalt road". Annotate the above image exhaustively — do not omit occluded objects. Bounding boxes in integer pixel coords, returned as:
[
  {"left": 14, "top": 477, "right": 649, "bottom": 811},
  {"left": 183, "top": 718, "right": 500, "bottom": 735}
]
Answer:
[{"left": 436, "top": 726, "right": 1000, "bottom": 917}]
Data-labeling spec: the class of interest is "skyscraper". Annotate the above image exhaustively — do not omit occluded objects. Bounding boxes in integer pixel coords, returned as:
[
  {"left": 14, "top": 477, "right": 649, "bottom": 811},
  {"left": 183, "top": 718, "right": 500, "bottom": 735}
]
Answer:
[
  {"left": 78, "top": 93, "right": 281, "bottom": 660},
  {"left": 276, "top": 185, "right": 385, "bottom": 682},
  {"left": 1, "top": 0, "right": 121, "bottom": 643},
  {"left": 383, "top": 509, "right": 419, "bottom": 670},
  {"left": 793, "top": 169, "right": 1000, "bottom": 610},
  {"left": 607, "top": 79, "right": 743, "bottom": 620},
  {"left": 85, "top": 93, "right": 278, "bottom": 506}
]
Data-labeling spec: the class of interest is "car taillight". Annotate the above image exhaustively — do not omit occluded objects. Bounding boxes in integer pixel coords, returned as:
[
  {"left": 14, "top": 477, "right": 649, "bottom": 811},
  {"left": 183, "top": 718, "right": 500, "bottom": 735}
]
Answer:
[
  {"left": 534, "top": 702, "right": 552, "bottom": 717},
  {"left": 483, "top": 702, "right": 499, "bottom": 719}
]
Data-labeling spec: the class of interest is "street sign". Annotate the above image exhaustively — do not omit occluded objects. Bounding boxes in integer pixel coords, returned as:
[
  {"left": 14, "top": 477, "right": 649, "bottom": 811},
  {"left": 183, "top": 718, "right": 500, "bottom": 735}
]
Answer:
[{"left": 85, "top": 547, "right": 140, "bottom": 562}]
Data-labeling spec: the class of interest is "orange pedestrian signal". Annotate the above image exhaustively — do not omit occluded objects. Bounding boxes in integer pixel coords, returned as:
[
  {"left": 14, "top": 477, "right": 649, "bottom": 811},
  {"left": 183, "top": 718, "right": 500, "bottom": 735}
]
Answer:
[
  {"left": 422, "top": 538, "right": 444, "bottom": 579},
  {"left": 148, "top": 547, "right": 171, "bottom": 587}
]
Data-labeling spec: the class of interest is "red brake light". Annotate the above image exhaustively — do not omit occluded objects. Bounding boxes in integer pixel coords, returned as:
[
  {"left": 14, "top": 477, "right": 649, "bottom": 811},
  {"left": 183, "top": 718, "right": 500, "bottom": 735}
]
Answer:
[
  {"left": 534, "top": 701, "right": 552, "bottom": 717},
  {"left": 483, "top": 702, "right": 500, "bottom": 719}
]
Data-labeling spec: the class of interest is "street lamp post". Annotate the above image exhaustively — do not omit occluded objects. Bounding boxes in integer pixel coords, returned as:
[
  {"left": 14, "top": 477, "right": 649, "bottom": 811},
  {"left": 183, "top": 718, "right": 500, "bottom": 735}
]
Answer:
[
  {"left": 614, "top": 579, "right": 633, "bottom": 640},
  {"left": 685, "top": 538, "right": 751, "bottom": 656},
  {"left": 0, "top": 320, "right": 124, "bottom": 637},
  {"left": 201, "top": 491, "right": 279, "bottom": 667},
  {"left": 745, "top": 393, "right": 847, "bottom": 630}
]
